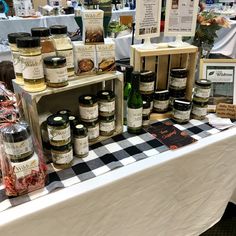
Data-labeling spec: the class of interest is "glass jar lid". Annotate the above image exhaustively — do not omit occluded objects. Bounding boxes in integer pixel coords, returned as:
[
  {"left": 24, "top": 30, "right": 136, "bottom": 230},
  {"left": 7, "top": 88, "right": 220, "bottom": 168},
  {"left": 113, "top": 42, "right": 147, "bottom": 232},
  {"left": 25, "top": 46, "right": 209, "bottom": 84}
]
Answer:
[
  {"left": 50, "top": 143, "right": 72, "bottom": 152},
  {"left": 47, "top": 114, "right": 69, "bottom": 127},
  {"left": 143, "top": 100, "right": 151, "bottom": 109},
  {"left": 31, "top": 27, "right": 50, "bottom": 37},
  {"left": 73, "top": 124, "right": 88, "bottom": 136},
  {"left": 57, "top": 109, "right": 72, "bottom": 117},
  {"left": 173, "top": 99, "right": 192, "bottom": 111},
  {"left": 140, "top": 70, "right": 155, "bottom": 82},
  {"left": 170, "top": 68, "right": 188, "bottom": 77},
  {"left": 44, "top": 56, "right": 66, "bottom": 67},
  {"left": 154, "top": 90, "right": 169, "bottom": 100},
  {"left": 99, "top": 115, "right": 115, "bottom": 122},
  {"left": 8, "top": 32, "right": 31, "bottom": 44},
  {"left": 69, "top": 115, "right": 79, "bottom": 129},
  {"left": 16, "top": 36, "right": 41, "bottom": 48},
  {"left": 79, "top": 95, "right": 97, "bottom": 105},
  {"left": 195, "top": 80, "right": 212, "bottom": 87},
  {"left": 97, "top": 90, "right": 115, "bottom": 101},
  {"left": 50, "top": 25, "right": 68, "bottom": 35}
]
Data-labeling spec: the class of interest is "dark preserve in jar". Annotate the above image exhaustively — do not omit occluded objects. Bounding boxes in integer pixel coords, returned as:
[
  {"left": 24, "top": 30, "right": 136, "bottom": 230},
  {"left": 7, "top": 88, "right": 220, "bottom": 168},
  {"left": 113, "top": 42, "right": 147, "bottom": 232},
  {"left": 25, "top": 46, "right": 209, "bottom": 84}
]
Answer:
[
  {"left": 169, "top": 87, "right": 185, "bottom": 108},
  {"left": 170, "top": 68, "right": 188, "bottom": 90},
  {"left": 139, "top": 70, "right": 155, "bottom": 94},
  {"left": 142, "top": 100, "right": 151, "bottom": 127},
  {"left": 99, "top": 115, "right": 115, "bottom": 136},
  {"left": 153, "top": 90, "right": 169, "bottom": 113},
  {"left": 173, "top": 99, "right": 192, "bottom": 124}
]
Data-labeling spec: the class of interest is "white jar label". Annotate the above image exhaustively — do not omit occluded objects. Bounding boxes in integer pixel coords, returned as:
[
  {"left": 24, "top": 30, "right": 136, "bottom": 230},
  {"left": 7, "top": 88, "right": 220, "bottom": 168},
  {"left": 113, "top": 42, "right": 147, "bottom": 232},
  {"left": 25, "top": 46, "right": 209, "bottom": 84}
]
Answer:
[
  {"left": 154, "top": 100, "right": 169, "bottom": 110},
  {"left": 127, "top": 107, "right": 142, "bottom": 128},
  {"left": 195, "top": 87, "right": 211, "bottom": 98},
  {"left": 52, "top": 149, "right": 73, "bottom": 165},
  {"left": 48, "top": 126, "right": 71, "bottom": 141},
  {"left": 99, "top": 101, "right": 115, "bottom": 113},
  {"left": 174, "top": 110, "right": 191, "bottom": 120},
  {"left": 142, "top": 107, "right": 151, "bottom": 115},
  {"left": 74, "top": 136, "right": 89, "bottom": 156},
  {"left": 11, "top": 154, "right": 39, "bottom": 179},
  {"left": 21, "top": 55, "right": 44, "bottom": 80},
  {"left": 42, "top": 51, "right": 56, "bottom": 59},
  {"left": 139, "top": 81, "right": 155, "bottom": 92},
  {"left": 3, "top": 137, "right": 33, "bottom": 156},
  {"left": 45, "top": 67, "right": 68, "bottom": 83},
  {"left": 170, "top": 77, "right": 187, "bottom": 88},
  {"left": 57, "top": 49, "right": 74, "bottom": 68},
  {"left": 79, "top": 105, "right": 98, "bottom": 120},
  {"left": 88, "top": 124, "right": 99, "bottom": 140},
  {"left": 192, "top": 106, "right": 207, "bottom": 116},
  {"left": 12, "top": 51, "right": 22, "bottom": 74},
  {"left": 100, "top": 120, "right": 115, "bottom": 132}
]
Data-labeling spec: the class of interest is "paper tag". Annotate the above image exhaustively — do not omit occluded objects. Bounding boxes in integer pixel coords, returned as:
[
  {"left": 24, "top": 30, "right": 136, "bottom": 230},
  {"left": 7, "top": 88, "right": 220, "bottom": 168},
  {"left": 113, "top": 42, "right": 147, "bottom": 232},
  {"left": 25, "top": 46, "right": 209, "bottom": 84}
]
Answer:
[{"left": 216, "top": 103, "right": 236, "bottom": 119}]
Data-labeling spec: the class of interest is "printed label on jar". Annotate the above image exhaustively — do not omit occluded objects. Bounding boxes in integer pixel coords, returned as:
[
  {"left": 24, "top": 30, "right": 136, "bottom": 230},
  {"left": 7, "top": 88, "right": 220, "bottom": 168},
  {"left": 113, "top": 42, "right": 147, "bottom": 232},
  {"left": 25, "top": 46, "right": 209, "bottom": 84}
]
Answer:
[
  {"left": 74, "top": 136, "right": 89, "bottom": 156},
  {"left": 173, "top": 110, "right": 191, "bottom": 120},
  {"left": 21, "top": 55, "right": 44, "bottom": 80},
  {"left": 88, "top": 125, "right": 99, "bottom": 140},
  {"left": 11, "top": 154, "right": 39, "bottom": 179},
  {"left": 57, "top": 49, "right": 74, "bottom": 68},
  {"left": 100, "top": 120, "right": 115, "bottom": 132},
  {"left": 42, "top": 51, "right": 56, "bottom": 59},
  {"left": 192, "top": 106, "right": 207, "bottom": 117},
  {"left": 195, "top": 87, "right": 211, "bottom": 98},
  {"left": 99, "top": 101, "right": 115, "bottom": 113},
  {"left": 12, "top": 51, "right": 22, "bottom": 74},
  {"left": 153, "top": 100, "right": 169, "bottom": 110},
  {"left": 52, "top": 149, "right": 73, "bottom": 165},
  {"left": 127, "top": 107, "right": 142, "bottom": 128},
  {"left": 48, "top": 125, "right": 71, "bottom": 141},
  {"left": 46, "top": 67, "right": 68, "bottom": 83},
  {"left": 139, "top": 81, "right": 155, "bottom": 92},
  {"left": 142, "top": 108, "right": 151, "bottom": 115},
  {"left": 170, "top": 77, "right": 187, "bottom": 88},
  {"left": 79, "top": 105, "right": 98, "bottom": 120},
  {"left": 3, "top": 137, "right": 33, "bottom": 156}
]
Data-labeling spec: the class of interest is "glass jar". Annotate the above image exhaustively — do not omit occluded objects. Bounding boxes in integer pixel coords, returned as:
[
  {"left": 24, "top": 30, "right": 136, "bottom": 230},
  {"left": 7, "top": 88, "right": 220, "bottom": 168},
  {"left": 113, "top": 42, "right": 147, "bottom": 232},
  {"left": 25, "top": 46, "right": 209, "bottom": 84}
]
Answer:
[
  {"left": 169, "top": 88, "right": 185, "bottom": 108},
  {"left": 57, "top": 109, "right": 72, "bottom": 117},
  {"left": 73, "top": 124, "right": 89, "bottom": 158},
  {"left": 194, "top": 80, "right": 212, "bottom": 102},
  {"left": 173, "top": 99, "right": 192, "bottom": 124},
  {"left": 44, "top": 56, "right": 68, "bottom": 88},
  {"left": 169, "top": 68, "right": 188, "bottom": 90},
  {"left": 47, "top": 114, "right": 71, "bottom": 146},
  {"left": 17, "top": 36, "right": 46, "bottom": 92},
  {"left": 83, "top": 119, "right": 99, "bottom": 142},
  {"left": 139, "top": 70, "right": 155, "bottom": 94},
  {"left": 99, "top": 115, "right": 115, "bottom": 136},
  {"left": 97, "top": 90, "right": 115, "bottom": 117},
  {"left": 142, "top": 100, "right": 151, "bottom": 127},
  {"left": 51, "top": 143, "right": 73, "bottom": 169},
  {"left": 153, "top": 90, "right": 169, "bottom": 113},
  {"left": 31, "top": 27, "right": 56, "bottom": 59},
  {"left": 79, "top": 95, "right": 98, "bottom": 122},
  {"left": 191, "top": 98, "right": 208, "bottom": 120},
  {"left": 50, "top": 25, "right": 74, "bottom": 77},
  {"left": 142, "top": 93, "right": 154, "bottom": 111},
  {"left": 8, "top": 32, "right": 31, "bottom": 85}
]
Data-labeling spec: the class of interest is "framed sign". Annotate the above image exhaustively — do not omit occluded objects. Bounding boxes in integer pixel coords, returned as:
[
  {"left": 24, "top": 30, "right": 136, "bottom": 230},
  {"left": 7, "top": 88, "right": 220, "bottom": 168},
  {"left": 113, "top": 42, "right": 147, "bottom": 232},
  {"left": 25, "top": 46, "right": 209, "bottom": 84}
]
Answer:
[
  {"left": 199, "top": 59, "right": 236, "bottom": 105},
  {"left": 164, "top": 0, "right": 198, "bottom": 37}
]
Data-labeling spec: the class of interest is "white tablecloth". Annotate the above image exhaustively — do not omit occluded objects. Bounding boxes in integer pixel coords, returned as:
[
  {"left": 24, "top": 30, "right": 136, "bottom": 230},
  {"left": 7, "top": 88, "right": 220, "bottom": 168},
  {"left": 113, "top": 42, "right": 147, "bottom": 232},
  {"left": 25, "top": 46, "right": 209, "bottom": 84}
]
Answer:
[{"left": 1, "top": 126, "right": 236, "bottom": 236}]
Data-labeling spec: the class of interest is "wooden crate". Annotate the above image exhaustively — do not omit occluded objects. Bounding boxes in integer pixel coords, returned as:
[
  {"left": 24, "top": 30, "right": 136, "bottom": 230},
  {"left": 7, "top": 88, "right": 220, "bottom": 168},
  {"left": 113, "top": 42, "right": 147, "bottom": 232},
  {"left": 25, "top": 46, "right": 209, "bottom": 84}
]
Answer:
[
  {"left": 13, "top": 72, "right": 124, "bottom": 147},
  {"left": 130, "top": 45, "right": 198, "bottom": 101}
]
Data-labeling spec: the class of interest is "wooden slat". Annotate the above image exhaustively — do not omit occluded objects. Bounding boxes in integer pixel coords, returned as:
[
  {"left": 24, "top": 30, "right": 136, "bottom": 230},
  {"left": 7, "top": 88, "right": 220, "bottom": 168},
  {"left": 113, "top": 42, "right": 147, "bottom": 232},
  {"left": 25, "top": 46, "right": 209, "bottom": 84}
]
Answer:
[
  {"left": 144, "top": 56, "right": 156, "bottom": 72},
  {"left": 156, "top": 55, "right": 169, "bottom": 90},
  {"left": 180, "top": 54, "right": 188, "bottom": 68},
  {"left": 134, "top": 51, "right": 142, "bottom": 71},
  {"left": 170, "top": 54, "right": 181, "bottom": 68}
]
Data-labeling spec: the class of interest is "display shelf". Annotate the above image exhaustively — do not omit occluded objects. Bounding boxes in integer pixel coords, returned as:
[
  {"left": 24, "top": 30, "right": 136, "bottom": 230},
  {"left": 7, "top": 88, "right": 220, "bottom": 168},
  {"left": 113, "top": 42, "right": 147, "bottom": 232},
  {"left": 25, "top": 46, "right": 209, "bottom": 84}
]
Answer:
[{"left": 13, "top": 72, "right": 124, "bottom": 147}]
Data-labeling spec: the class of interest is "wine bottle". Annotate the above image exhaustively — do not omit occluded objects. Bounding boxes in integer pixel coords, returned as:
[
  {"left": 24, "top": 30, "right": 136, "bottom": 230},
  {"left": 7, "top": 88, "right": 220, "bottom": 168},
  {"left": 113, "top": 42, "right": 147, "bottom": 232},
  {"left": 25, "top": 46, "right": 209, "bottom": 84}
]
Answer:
[
  {"left": 123, "top": 66, "right": 133, "bottom": 125},
  {"left": 127, "top": 71, "right": 143, "bottom": 134}
]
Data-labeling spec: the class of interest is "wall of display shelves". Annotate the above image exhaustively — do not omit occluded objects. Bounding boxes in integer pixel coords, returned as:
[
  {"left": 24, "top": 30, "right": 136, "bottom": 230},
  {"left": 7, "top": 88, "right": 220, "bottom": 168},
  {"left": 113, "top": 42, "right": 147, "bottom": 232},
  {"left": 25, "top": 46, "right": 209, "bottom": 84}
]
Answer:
[
  {"left": 13, "top": 72, "right": 124, "bottom": 148},
  {"left": 130, "top": 45, "right": 198, "bottom": 101}
]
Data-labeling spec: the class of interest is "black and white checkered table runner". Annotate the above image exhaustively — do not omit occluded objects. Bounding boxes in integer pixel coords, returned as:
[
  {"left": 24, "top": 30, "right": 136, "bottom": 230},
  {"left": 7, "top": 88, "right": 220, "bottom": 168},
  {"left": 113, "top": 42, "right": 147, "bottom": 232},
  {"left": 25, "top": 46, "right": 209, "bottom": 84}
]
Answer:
[{"left": 0, "top": 119, "right": 229, "bottom": 212}]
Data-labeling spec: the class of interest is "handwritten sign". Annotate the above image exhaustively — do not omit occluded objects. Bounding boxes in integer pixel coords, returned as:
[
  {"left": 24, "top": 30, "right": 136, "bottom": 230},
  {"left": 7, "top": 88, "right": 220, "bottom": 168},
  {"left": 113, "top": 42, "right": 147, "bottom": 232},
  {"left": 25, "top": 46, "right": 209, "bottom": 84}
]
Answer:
[{"left": 216, "top": 103, "right": 236, "bottom": 119}]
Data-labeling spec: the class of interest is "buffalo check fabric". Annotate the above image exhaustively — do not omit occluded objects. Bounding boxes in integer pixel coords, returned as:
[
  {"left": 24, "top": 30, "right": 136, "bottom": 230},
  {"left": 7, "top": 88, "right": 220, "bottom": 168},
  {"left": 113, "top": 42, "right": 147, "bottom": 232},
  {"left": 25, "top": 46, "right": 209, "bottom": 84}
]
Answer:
[{"left": 0, "top": 119, "right": 230, "bottom": 212}]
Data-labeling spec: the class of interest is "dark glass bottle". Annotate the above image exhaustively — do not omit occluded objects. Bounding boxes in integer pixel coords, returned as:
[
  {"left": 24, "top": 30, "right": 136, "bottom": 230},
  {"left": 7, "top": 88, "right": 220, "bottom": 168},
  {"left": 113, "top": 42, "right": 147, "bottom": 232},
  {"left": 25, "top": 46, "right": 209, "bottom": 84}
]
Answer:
[
  {"left": 123, "top": 66, "right": 133, "bottom": 125},
  {"left": 127, "top": 71, "right": 143, "bottom": 134}
]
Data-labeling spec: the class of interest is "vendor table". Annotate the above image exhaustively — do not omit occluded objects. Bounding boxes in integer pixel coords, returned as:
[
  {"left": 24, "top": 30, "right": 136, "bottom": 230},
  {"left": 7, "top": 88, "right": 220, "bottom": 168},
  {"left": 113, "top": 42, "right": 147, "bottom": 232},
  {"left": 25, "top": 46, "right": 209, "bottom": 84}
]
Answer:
[{"left": 0, "top": 119, "right": 236, "bottom": 236}]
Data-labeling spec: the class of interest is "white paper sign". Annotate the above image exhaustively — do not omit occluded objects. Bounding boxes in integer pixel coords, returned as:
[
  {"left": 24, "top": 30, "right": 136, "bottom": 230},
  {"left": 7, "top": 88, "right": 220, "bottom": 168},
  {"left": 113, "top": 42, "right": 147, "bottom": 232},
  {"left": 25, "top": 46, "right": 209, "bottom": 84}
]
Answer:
[
  {"left": 164, "top": 0, "right": 198, "bottom": 36},
  {"left": 135, "top": 0, "right": 162, "bottom": 39}
]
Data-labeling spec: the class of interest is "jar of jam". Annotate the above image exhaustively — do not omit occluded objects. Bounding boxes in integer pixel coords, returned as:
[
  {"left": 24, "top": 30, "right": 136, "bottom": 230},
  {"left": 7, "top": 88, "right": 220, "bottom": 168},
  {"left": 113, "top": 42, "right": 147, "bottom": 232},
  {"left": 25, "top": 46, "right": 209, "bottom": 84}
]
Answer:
[
  {"left": 142, "top": 93, "right": 154, "bottom": 111},
  {"left": 169, "top": 68, "right": 188, "bottom": 90},
  {"left": 97, "top": 90, "right": 115, "bottom": 117},
  {"left": 169, "top": 88, "right": 185, "bottom": 108},
  {"left": 194, "top": 80, "right": 212, "bottom": 101},
  {"left": 44, "top": 56, "right": 68, "bottom": 88},
  {"left": 47, "top": 114, "right": 71, "bottom": 146},
  {"left": 153, "top": 90, "right": 169, "bottom": 113},
  {"left": 99, "top": 115, "right": 115, "bottom": 136},
  {"left": 73, "top": 124, "right": 89, "bottom": 158},
  {"left": 51, "top": 143, "right": 73, "bottom": 169},
  {"left": 173, "top": 99, "right": 192, "bottom": 124},
  {"left": 191, "top": 98, "right": 208, "bottom": 120},
  {"left": 142, "top": 100, "right": 151, "bottom": 127},
  {"left": 83, "top": 119, "right": 99, "bottom": 142},
  {"left": 139, "top": 71, "right": 155, "bottom": 94},
  {"left": 79, "top": 95, "right": 98, "bottom": 122}
]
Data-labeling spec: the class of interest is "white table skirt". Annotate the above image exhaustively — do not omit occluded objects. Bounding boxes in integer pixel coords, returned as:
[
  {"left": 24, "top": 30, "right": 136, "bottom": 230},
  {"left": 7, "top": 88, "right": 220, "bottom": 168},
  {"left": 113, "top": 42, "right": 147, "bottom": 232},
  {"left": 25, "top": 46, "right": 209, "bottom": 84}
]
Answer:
[{"left": 1, "top": 127, "right": 236, "bottom": 236}]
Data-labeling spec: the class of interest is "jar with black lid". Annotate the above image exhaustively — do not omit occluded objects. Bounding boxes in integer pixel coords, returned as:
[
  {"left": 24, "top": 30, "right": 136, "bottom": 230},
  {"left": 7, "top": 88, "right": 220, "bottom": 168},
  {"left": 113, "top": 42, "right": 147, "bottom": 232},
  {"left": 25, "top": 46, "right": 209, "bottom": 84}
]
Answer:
[
  {"left": 169, "top": 68, "right": 188, "bottom": 90},
  {"left": 142, "top": 93, "right": 154, "bottom": 110},
  {"left": 83, "top": 119, "right": 99, "bottom": 142},
  {"left": 191, "top": 99, "right": 208, "bottom": 120},
  {"left": 139, "top": 70, "right": 155, "bottom": 94},
  {"left": 79, "top": 95, "right": 98, "bottom": 122},
  {"left": 169, "top": 88, "right": 185, "bottom": 108},
  {"left": 57, "top": 109, "right": 72, "bottom": 117},
  {"left": 68, "top": 115, "right": 79, "bottom": 129},
  {"left": 51, "top": 143, "right": 73, "bottom": 169},
  {"left": 99, "top": 115, "right": 115, "bottom": 136},
  {"left": 73, "top": 124, "right": 89, "bottom": 158},
  {"left": 194, "top": 80, "right": 212, "bottom": 101},
  {"left": 47, "top": 114, "right": 71, "bottom": 146},
  {"left": 97, "top": 90, "right": 115, "bottom": 117},
  {"left": 173, "top": 99, "right": 192, "bottom": 124},
  {"left": 44, "top": 56, "right": 68, "bottom": 88},
  {"left": 1, "top": 122, "right": 34, "bottom": 162},
  {"left": 153, "top": 90, "right": 169, "bottom": 113},
  {"left": 142, "top": 100, "right": 151, "bottom": 127}
]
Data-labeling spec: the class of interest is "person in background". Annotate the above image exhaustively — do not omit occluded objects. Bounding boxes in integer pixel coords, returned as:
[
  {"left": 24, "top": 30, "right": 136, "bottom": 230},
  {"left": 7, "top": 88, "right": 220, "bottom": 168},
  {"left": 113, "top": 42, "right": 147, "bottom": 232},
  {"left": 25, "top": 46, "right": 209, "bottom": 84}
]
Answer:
[{"left": 0, "top": 61, "right": 15, "bottom": 92}]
